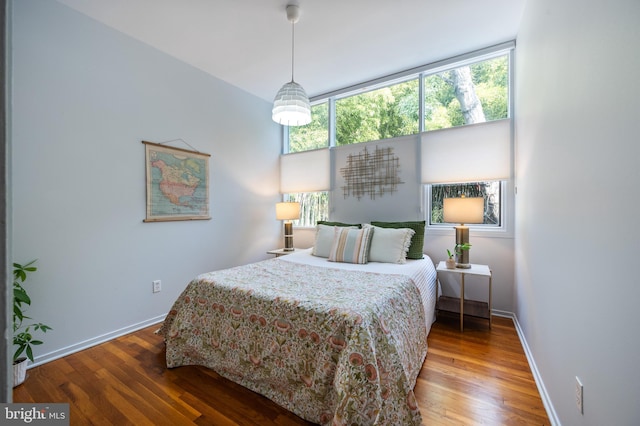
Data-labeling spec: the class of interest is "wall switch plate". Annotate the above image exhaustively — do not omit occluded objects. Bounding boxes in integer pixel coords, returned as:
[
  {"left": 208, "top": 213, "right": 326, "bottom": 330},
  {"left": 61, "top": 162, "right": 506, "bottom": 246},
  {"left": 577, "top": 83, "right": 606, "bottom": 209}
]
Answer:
[
  {"left": 575, "top": 376, "right": 583, "bottom": 414},
  {"left": 152, "top": 280, "right": 161, "bottom": 293}
]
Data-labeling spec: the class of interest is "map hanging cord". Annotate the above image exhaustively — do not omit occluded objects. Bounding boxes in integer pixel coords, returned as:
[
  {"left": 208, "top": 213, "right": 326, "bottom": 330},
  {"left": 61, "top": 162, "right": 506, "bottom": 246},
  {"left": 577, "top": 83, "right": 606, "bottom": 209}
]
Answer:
[
  {"left": 141, "top": 140, "right": 210, "bottom": 157},
  {"left": 155, "top": 138, "right": 201, "bottom": 153}
]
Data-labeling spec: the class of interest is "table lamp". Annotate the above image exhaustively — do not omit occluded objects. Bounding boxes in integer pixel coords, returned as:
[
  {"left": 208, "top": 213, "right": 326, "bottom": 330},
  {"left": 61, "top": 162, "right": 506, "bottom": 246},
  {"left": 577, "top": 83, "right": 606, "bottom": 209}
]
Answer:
[
  {"left": 443, "top": 196, "right": 484, "bottom": 268},
  {"left": 276, "top": 202, "right": 301, "bottom": 251}
]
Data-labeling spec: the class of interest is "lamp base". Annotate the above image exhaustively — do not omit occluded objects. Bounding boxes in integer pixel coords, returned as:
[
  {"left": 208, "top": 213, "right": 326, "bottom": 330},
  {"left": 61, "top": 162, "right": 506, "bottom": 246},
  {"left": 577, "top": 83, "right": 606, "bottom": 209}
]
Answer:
[
  {"left": 283, "top": 222, "right": 294, "bottom": 251},
  {"left": 454, "top": 225, "right": 471, "bottom": 267}
]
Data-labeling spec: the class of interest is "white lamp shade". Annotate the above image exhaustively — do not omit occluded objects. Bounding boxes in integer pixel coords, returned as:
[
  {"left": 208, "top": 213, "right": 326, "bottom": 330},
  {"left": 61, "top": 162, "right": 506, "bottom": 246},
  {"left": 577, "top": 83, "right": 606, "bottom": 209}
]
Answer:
[
  {"left": 443, "top": 197, "right": 484, "bottom": 224},
  {"left": 280, "top": 149, "right": 330, "bottom": 193},
  {"left": 272, "top": 81, "right": 312, "bottom": 126},
  {"left": 421, "top": 119, "right": 510, "bottom": 183},
  {"left": 276, "top": 202, "right": 301, "bottom": 220}
]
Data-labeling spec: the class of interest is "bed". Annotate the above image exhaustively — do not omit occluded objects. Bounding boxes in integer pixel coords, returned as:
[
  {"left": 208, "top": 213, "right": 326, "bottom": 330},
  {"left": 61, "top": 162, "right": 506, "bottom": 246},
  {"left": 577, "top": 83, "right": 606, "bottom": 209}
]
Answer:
[{"left": 159, "top": 224, "right": 437, "bottom": 425}]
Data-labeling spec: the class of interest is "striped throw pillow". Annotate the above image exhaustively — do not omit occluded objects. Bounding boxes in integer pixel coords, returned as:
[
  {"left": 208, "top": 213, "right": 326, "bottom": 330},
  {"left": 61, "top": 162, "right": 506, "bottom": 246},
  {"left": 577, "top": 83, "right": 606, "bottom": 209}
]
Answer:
[{"left": 328, "top": 226, "right": 373, "bottom": 264}]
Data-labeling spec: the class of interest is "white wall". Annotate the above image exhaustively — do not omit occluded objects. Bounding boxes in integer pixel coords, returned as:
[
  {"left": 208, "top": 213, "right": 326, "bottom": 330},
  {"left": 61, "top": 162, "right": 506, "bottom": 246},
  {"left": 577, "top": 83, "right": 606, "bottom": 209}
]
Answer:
[
  {"left": 515, "top": 0, "right": 640, "bottom": 424},
  {"left": 11, "top": 0, "right": 282, "bottom": 364}
]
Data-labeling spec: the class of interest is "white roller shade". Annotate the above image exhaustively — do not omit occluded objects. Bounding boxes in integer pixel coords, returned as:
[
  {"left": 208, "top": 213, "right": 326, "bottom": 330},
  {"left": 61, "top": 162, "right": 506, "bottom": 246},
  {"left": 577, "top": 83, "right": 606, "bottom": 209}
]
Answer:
[
  {"left": 421, "top": 119, "right": 511, "bottom": 183},
  {"left": 280, "top": 148, "right": 330, "bottom": 193}
]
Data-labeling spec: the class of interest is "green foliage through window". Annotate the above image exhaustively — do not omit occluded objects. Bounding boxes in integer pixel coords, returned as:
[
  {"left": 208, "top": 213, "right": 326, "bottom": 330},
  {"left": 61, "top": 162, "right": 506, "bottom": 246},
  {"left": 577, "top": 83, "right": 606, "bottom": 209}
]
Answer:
[
  {"left": 289, "top": 103, "right": 329, "bottom": 153},
  {"left": 424, "top": 56, "right": 508, "bottom": 130},
  {"left": 336, "top": 79, "right": 419, "bottom": 145},
  {"left": 286, "top": 192, "right": 329, "bottom": 227},
  {"left": 287, "top": 54, "right": 509, "bottom": 151}
]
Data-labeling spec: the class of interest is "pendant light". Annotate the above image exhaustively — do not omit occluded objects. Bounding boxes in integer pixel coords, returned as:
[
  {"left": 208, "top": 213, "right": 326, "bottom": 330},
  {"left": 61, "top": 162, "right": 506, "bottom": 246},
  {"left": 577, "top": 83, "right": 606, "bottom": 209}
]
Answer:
[{"left": 272, "top": 4, "right": 311, "bottom": 127}]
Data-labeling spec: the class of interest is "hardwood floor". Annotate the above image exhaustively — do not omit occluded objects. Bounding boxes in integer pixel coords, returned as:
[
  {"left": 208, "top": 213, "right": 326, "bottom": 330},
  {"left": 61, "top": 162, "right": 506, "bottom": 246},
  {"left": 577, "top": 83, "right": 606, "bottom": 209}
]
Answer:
[{"left": 13, "top": 315, "right": 549, "bottom": 425}]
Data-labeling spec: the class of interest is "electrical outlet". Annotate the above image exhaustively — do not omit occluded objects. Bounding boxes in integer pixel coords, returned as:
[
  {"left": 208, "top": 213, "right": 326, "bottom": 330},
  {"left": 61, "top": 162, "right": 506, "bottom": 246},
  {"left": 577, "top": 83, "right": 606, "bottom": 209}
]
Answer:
[
  {"left": 575, "top": 376, "right": 583, "bottom": 414},
  {"left": 152, "top": 280, "right": 161, "bottom": 293}
]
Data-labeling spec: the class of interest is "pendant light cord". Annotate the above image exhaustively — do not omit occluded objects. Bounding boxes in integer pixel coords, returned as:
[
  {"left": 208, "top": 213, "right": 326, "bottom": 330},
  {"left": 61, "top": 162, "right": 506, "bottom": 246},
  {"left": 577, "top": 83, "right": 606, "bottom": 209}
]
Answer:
[{"left": 290, "top": 20, "right": 295, "bottom": 82}]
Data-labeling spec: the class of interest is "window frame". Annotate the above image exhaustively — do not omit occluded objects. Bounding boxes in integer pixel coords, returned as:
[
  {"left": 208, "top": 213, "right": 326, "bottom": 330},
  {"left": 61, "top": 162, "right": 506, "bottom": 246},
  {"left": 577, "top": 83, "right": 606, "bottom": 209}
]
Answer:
[
  {"left": 283, "top": 41, "right": 514, "bottom": 153},
  {"left": 283, "top": 191, "right": 329, "bottom": 228},
  {"left": 424, "top": 180, "right": 513, "bottom": 238},
  {"left": 280, "top": 42, "right": 515, "bottom": 234}
]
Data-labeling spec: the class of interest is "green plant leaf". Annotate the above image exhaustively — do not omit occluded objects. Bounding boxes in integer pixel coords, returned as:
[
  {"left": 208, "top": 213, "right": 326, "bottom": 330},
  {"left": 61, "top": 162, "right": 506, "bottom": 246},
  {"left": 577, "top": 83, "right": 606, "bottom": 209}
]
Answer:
[
  {"left": 13, "top": 347, "right": 25, "bottom": 362},
  {"left": 26, "top": 346, "right": 34, "bottom": 363},
  {"left": 12, "top": 259, "right": 50, "bottom": 363},
  {"left": 13, "top": 305, "right": 24, "bottom": 321},
  {"left": 14, "top": 288, "right": 31, "bottom": 305}
]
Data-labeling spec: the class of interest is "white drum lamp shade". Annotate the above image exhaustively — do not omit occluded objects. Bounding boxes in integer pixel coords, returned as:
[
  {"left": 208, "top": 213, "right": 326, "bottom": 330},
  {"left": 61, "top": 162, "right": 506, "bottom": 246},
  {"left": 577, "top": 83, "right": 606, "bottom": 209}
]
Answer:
[
  {"left": 443, "top": 197, "right": 484, "bottom": 224},
  {"left": 276, "top": 202, "right": 301, "bottom": 221}
]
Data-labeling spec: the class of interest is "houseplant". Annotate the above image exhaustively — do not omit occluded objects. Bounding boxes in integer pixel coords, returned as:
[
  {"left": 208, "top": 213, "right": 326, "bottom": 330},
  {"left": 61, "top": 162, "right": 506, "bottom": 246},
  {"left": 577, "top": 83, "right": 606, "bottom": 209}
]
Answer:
[
  {"left": 13, "top": 260, "right": 52, "bottom": 386},
  {"left": 454, "top": 242, "right": 472, "bottom": 267},
  {"left": 445, "top": 249, "right": 457, "bottom": 269},
  {"left": 455, "top": 243, "right": 472, "bottom": 256},
  {"left": 446, "top": 243, "right": 472, "bottom": 269}
]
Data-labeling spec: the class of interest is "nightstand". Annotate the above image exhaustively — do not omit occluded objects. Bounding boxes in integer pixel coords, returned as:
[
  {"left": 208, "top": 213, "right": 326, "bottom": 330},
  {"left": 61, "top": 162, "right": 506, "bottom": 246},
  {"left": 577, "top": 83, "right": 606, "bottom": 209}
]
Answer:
[
  {"left": 267, "top": 248, "right": 295, "bottom": 257},
  {"left": 436, "top": 261, "right": 492, "bottom": 331}
]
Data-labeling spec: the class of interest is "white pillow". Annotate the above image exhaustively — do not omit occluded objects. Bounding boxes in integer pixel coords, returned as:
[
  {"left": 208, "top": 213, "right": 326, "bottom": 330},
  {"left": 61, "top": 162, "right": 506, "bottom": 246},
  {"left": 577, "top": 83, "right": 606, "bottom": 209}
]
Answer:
[
  {"left": 364, "top": 224, "right": 415, "bottom": 264},
  {"left": 312, "top": 224, "right": 357, "bottom": 257}
]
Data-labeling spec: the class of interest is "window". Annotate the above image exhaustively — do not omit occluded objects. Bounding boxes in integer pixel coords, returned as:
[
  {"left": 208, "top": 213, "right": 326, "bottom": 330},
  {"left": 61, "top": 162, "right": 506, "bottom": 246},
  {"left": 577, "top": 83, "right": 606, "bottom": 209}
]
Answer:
[
  {"left": 280, "top": 44, "right": 513, "bottom": 230},
  {"left": 288, "top": 102, "right": 329, "bottom": 153},
  {"left": 286, "top": 50, "right": 511, "bottom": 153},
  {"left": 286, "top": 192, "right": 329, "bottom": 227},
  {"left": 429, "top": 181, "right": 502, "bottom": 227},
  {"left": 335, "top": 79, "right": 419, "bottom": 145},
  {"left": 423, "top": 55, "right": 509, "bottom": 131}
]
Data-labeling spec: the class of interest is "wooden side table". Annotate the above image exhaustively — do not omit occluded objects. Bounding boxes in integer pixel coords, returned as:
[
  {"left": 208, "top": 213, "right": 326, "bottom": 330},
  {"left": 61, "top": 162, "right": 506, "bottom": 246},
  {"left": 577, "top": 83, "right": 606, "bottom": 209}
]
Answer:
[
  {"left": 436, "top": 261, "right": 492, "bottom": 331},
  {"left": 267, "top": 248, "right": 295, "bottom": 257}
]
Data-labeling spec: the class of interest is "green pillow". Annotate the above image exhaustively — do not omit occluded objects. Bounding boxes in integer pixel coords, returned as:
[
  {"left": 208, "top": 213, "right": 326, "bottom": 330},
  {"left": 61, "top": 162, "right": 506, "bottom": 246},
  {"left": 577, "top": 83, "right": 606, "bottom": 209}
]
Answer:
[
  {"left": 317, "top": 221, "right": 362, "bottom": 228},
  {"left": 370, "top": 221, "right": 425, "bottom": 259}
]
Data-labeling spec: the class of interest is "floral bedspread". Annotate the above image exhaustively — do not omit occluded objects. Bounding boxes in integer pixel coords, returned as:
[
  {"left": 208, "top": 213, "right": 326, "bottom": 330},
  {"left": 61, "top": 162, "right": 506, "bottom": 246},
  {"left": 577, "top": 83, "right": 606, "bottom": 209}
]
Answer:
[{"left": 159, "top": 258, "right": 428, "bottom": 425}]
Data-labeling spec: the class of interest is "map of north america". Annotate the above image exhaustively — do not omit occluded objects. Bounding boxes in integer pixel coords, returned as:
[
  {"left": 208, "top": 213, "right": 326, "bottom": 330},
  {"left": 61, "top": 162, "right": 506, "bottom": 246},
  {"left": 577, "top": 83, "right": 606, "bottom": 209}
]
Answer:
[{"left": 149, "top": 149, "right": 208, "bottom": 217}]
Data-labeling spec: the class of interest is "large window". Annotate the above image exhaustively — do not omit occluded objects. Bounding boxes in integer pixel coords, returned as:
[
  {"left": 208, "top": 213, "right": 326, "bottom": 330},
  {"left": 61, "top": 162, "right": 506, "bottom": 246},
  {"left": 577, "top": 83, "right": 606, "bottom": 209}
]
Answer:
[
  {"left": 286, "top": 50, "right": 510, "bottom": 152},
  {"left": 280, "top": 44, "right": 513, "bottom": 229}
]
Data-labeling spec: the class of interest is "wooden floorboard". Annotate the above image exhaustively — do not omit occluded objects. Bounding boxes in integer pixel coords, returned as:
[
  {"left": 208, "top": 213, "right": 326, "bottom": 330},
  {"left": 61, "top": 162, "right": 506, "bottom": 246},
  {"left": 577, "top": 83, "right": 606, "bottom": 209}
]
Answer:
[{"left": 13, "top": 315, "right": 549, "bottom": 425}]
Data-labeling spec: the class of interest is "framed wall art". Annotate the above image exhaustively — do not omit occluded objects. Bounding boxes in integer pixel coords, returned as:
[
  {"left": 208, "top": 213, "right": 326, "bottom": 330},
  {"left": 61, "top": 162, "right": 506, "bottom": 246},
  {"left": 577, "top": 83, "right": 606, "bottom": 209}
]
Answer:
[{"left": 142, "top": 141, "right": 211, "bottom": 222}]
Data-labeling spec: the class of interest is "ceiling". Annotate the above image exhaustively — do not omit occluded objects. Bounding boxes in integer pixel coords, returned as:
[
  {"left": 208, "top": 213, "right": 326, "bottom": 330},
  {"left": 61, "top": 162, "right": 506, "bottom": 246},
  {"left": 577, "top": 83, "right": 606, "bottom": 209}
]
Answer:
[{"left": 56, "top": 0, "right": 525, "bottom": 102}]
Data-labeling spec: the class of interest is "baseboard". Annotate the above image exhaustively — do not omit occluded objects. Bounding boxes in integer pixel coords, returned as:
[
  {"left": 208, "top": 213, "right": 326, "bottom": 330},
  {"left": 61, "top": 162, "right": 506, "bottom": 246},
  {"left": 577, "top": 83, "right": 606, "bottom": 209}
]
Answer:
[
  {"left": 490, "top": 308, "right": 513, "bottom": 318},
  {"left": 505, "top": 311, "right": 561, "bottom": 426},
  {"left": 28, "top": 315, "right": 166, "bottom": 368}
]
